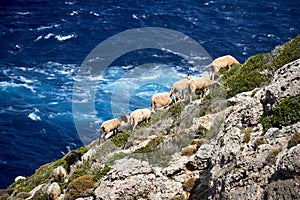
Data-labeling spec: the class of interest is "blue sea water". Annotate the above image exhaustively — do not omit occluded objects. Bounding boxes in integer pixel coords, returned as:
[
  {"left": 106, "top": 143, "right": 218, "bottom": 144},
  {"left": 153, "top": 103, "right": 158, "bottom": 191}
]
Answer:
[{"left": 0, "top": 0, "right": 299, "bottom": 188}]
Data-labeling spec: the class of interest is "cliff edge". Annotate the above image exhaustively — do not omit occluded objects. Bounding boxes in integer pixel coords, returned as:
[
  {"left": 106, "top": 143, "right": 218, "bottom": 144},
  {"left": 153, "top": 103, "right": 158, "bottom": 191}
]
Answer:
[{"left": 1, "top": 35, "right": 300, "bottom": 200}]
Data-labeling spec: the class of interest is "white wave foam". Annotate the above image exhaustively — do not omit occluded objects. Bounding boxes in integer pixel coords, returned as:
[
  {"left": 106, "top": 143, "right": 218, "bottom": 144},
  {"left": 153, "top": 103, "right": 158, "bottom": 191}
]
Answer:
[
  {"left": 89, "top": 11, "right": 99, "bottom": 16},
  {"left": 34, "top": 35, "right": 43, "bottom": 42},
  {"left": 16, "top": 11, "right": 30, "bottom": 15},
  {"left": 37, "top": 25, "right": 53, "bottom": 31},
  {"left": 55, "top": 34, "right": 75, "bottom": 41},
  {"left": 132, "top": 14, "right": 139, "bottom": 19},
  {"left": 65, "top": 1, "right": 75, "bottom": 5},
  {"left": 70, "top": 11, "right": 78, "bottom": 16},
  {"left": 44, "top": 33, "right": 54, "bottom": 39},
  {"left": 28, "top": 109, "right": 41, "bottom": 121},
  {"left": 19, "top": 76, "right": 33, "bottom": 83}
]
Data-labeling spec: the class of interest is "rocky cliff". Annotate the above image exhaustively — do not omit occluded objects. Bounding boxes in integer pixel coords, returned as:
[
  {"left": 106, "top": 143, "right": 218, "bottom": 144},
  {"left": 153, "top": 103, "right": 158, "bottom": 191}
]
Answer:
[{"left": 1, "top": 35, "right": 300, "bottom": 200}]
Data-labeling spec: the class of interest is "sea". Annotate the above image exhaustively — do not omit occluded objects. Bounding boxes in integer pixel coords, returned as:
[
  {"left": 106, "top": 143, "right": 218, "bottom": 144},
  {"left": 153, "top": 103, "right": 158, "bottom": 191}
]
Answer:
[{"left": 0, "top": 0, "right": 299, "bottom": 188}]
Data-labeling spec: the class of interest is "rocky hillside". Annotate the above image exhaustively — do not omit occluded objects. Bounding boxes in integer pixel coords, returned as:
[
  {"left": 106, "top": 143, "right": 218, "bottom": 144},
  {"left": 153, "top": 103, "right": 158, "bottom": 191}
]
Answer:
[{"left": 1, "top": 35, "right": 300, "bottom": 200}]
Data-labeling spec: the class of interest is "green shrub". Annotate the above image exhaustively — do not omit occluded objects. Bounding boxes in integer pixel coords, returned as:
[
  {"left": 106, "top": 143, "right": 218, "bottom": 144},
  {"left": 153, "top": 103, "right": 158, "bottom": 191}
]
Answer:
[
  {"left": 196, "top": 125, "right": 208, "bottom": 137},
  {"left": 134, "top": 136, "right": 164, "bottom": 154},
  {"left": 93, "top": 165, "right": 112, "bottom": 182},
  {"left": 272, "top": 35, "right": 300, "bottom": 69},
  {"left": 221, "top": 54, "right": 269, "bottom": 98},
  {"left": 220, "top": 34, "right": 300, "bottom": 98},
  {"left": 260, "top": 96, "right": 300, "bottom": 132},
  {"left": 69, "top": 161, "right": 91, "bottom": 182},
  {"left": 110, "top": 131, "right": 131, "bottom": 147},
  {"left": 74, "top": 146, "right": 88, "bottom": 155}
]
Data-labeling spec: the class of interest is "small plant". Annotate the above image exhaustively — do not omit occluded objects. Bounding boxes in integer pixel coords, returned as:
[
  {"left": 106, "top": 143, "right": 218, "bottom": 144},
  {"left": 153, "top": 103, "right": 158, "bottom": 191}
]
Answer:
[
  {"left": 105, "top": 152, "right": 129, "bottom": 166},
  {"left": 69, "top": 160, "right": 91, "bottom": 182},
  {"left": 196, "top": 138, "right": 208, "bottom": 149},
  {"left": 74, "top": 146, "right": 88, "bottom": 155},
  {"left": 93, "top": 165, "right": 112, "bottom": 182},
  {"left": 181, "top": 145, "right": 197, "bottom": 156},
  {"left": 182, "top": 178, "right": 199, "bottom": 192},
  {"left": 254, "top": 137, "right": 266, "bottom": 150},
  {"left": 265, "top": 148, "right": 282, "bottom": 165},
  {"left": 288, "top": 132, "right": 300, "bottom": 148},
  {"left": 167, "top": 102, "right": 185, "bottom": 119},
  {"left": 260, "top": 96, "right": 300, "bottom": 132},
  {"left": 134, "top": 136, "right": 164, "bottom": 154},
  {"left": 196, "top": 125, "right": 208, "bottom": 138},
  {"left": 243, "top": 127, "right": 252, "bottom": 143},
  {"left": 110, "top": 131, "right": 131, "bottom": 147}
]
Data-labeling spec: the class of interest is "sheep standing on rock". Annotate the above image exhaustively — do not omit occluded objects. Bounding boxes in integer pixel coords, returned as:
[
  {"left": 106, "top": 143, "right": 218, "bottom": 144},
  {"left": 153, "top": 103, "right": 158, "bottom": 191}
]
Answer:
[
  {"left": 151, "top": 88, "right": 174, "bottom": 111},
  {"left": 206, "top": 55, "right": 240, "bottom": 80},
  {"left": 99, "top": 116, "right": 128, "bottom": 144},
  {"left": 188, "top": 77, "right": 218, "bottom": 103},
  {"left": 172, "top": 74, "right": 190, "bottom": 103},
  {"left": 47, "top": 182, "right": 61, "bottom": 200},
  {"left": 130, "top": 108, "right": 151, "bottom": 131},
  {"left": 52, "top": 166, "right": 67, "bottom": 182}
]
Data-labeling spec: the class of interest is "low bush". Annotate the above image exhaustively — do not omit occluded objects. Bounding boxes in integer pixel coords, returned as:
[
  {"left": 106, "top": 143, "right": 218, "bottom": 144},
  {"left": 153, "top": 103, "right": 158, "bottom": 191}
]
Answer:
[{"left": 260, "top": 96, "right": 300, "bottom": 132}]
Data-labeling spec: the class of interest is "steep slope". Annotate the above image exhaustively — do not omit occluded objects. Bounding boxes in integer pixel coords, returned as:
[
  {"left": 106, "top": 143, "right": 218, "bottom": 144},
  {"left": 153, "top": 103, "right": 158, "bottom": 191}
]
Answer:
[{"left": 1, "top": 35, "right": 300, "bottom": 200}]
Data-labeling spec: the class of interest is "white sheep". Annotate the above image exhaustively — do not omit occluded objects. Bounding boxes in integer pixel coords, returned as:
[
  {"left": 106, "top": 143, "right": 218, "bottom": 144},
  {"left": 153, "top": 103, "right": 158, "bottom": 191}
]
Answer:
[
  {"left": 172, "top": 74, "right": 190, "bottom": 103},
  {"left": 205, "top": 55, "right": 240, "bottom": 79},
  {"left": 99, "top": 116, "right": 127, "bottom": 143},
  {"left": 130, "top": 108, "right": 151, "bottom": 131},
  {"left": 52, "top": 166, "right": 67, "bottom": 183},
  {"left": 47, "top": 182, "right": 61, "bottom": 200},
  {"left": 188, "top": 77, "right": 218, "bottom": 103},
  {"left": 151, "top": 88, "right": 174, "bottom": 111}
]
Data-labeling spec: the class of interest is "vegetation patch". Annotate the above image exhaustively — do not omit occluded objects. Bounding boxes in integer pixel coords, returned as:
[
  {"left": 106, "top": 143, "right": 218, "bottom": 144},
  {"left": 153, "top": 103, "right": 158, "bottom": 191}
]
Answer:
[
  {"left": 181, "top": 145, "right": 197, "bottom": 156},
  {"left": 74, "top": 146, "right": 88, "bottom": 155},
  {"left": 243, "top": 127, "right": 252, "bottom": 143},
  {"left": 65, "top": 175, "right": 95, "bottom": 200},
  {"left": 196, "top": 125, "right": 208, "bottom": 138},
  {"left": 105, "top": 152, "right": 130, "bottom": 166},
  {"left": 254, "top": 137, "right": 266, "bottom": 150},
  {"left": 93, "top": 165, "right": 112, "bottom": 182},
  {"left": 220, "top": 34, "right": 300, "bottom": 98},
  {"left": 69, "top": 160, "right": 91, "bottom": 182},
  {"left": 9, "top": 156, "right": 67, "bottom": 194},
  {"left": 182, "top": 178, "right": 200, "bottom": 192},
  {"left": 260, "top": 96, "right": 300, "bottom": 132},
  {"left": 265, "top": 148, "right": 282, "bottom": 165},
  {"left": 110, "top": 131, "right": 131, "bottom": 147},
  {"left": 134, "top": 136, "right": 164, "bottom": 154},
  {"left": 288, "top": 132, "right": 300, "bottom": 148}
]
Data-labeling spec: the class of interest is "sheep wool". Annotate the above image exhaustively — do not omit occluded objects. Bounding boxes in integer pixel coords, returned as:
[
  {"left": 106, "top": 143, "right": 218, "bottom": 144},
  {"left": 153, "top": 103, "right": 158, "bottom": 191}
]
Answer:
[
  {"left": 206, "top": 55, "right": 240, "bottom": 79},
  {"left": 151, "top": 89, "right": 174, "bottom": 110},
  {"left": 130, "top": 108, "right": 151, "bottom": 131},
  {"left": 172, "top": 74, "right": 190, "bottom": 103}
]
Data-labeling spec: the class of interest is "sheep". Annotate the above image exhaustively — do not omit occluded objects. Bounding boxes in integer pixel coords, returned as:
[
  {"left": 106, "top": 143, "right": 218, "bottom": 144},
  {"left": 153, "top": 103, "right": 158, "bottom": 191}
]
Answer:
[
  {"left": 65, "top": 151, "right": 82, "bottom": 173},
  {"left": 99, "top": 115, "right": 128, "bottom": 144},
  {"left": 172, "top": 74, "right": 191, "bottom": 103},
  {"left": 188, "top": 77, "right": 219, "bottom": 103},
  {"left": 47, "top": 182, "right": 61, "bottom": 200},
  {"left": 205, "top": 55, "right": 240, "bottom": 80},
  {"left": 52, "top": 166, "right": 67, "bottom": 182},
  {"left": 130, "top": 108, "right": 151, "bottom": 131},
  {"left": 151, "top": 88, "right": 174, "bottom": 111}
]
